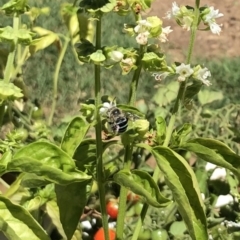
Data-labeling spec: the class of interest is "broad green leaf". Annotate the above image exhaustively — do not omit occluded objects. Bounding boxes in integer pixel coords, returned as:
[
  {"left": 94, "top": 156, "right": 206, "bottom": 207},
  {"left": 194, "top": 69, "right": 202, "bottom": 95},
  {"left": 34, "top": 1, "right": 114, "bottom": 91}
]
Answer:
[
  {"left": 45, "top": 200, "right": 67, "bottom": 239},
  {"left": 8, "top": 157, "right": 91, "bottom": 185},
  {"left": 61, "top": 116, "right": 90, "bottom": 157},
  {"left": 113, "top": 169, "right": 170, "bottom": 207},
  {"left": 9, "top": 142, "right": 91, "bottom": 184},
  {"left": 152, "top": 81, "right": 178, "bottom": 106},
  {"left": 55, "top": 181, "right": 91, "bottom": 240},
  {"left": 20, "top": 173, "right": 50, "bottom": 188},
  {"left": 3, "top": 174, "right": 31, "bottom": 205},
  {"left": 184, "top": 81, "right": 202, "bottom": 109},
  {"left": 0, "top": 196, "right": 50, "bottom": 240},
  {"left": 74, "top": 139, "right": 96, "bottom": 171},
  {"left": 144, "top": 145, "right": 208, "bottom": 240},
  {"left": 0, "top": 151, "right": 12, "bottom": 174},
  {"left": 181, "top": 138, "right": 240, "bottom": 180},
  {"left": 155, "top": 116, "right": 166, "bottom": 144},
  {"left": 198, "top": 90, "right": 223, "bottom": 106},
  {"left": 74, "top": 138, "right": 118, "bottom": 172}
]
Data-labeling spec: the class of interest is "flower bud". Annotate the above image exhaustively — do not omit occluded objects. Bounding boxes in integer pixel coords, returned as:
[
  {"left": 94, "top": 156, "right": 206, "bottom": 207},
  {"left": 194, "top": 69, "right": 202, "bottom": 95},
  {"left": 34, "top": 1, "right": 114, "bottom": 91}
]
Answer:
[{"left": 110, "top": 50, "right": 124, "bottom": 62}]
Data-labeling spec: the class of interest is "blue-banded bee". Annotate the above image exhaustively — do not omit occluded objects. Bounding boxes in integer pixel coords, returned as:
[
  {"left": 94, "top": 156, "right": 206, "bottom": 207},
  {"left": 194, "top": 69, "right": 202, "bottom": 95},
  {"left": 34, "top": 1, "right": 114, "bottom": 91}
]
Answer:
[
  {"left": 106, "top": 106, "right": 129, "bottom": 134},
  {"left": 100, "top": 100, "right": 133, "bottom": 135}
]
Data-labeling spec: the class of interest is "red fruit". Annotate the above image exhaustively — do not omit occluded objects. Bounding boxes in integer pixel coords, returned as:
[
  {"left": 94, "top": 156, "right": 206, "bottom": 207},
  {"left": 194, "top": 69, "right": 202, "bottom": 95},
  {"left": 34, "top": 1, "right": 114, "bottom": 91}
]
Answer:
[
  {"left": 106, "top": 200, "right": 119, "bottom": 219},
  {"left": 94, "top": 227, "right": 116, "bottom": 240}
]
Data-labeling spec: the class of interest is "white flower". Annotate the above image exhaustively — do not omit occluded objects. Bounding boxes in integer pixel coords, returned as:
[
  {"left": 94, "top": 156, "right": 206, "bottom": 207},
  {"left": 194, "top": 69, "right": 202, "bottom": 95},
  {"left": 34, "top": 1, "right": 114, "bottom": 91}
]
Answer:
[
  {"left": 175, "top": 63, "right": 194, "bottom": 82},
  {"left": 205, "top": 162, "right": 216, "bottom": 171},
  {"left": 201, "top": 193, "right": 205, "bottom": 201},
  {"left": 159, "top": 26, "right": 172, "bottom": 42},
  {"left": 99, "top": 102, "right": 114, "bottom": 115},
  {"left": 215, "top": 194, "right": 233, "bottom": 208},
  {"left": 204, "top": 6, "right": 224, "bottom": 23},
  {"left": 196, "top": 67, "right": 212, "bottom": 86},
  {"left": 209, "top": 22, "right": 222, "bottom": 35},
  {"left": 172, "top": 2, "right": 180, "bottom": 16},
  {"left": 122, "top": 57, "right": 134, "bottom": 66},
  {"left": 210, "top": 168, "right": 227, "bottom": 181},
  {"left": 134, "top": 20, "right": 152, "bottom": 33},
  {"left": 110, "top": 51, "right": 124, "bottom": 62},
  {"left": 136, "top": 31, "right": 150, "bottom": 45},
  {"left": 203, "top": 7, "right": 223, "bottom": 35},
  {"left": 166, "top": 2, "right": 180, "bottom": 19}
]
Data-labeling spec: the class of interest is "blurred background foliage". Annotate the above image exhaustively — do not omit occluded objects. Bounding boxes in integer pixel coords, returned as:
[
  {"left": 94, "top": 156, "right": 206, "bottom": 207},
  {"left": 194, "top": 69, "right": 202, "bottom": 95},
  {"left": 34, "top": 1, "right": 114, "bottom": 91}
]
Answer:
[{"left": 0, "top": 0, "right": 240, "bottom": 152}]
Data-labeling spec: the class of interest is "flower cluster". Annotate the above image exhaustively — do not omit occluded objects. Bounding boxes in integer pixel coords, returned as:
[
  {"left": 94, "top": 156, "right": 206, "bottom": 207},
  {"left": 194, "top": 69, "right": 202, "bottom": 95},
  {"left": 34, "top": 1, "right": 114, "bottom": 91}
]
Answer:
[
  {"left": 153, "top": 63, "right": 212, "bottom": 86},
  {"left": 202, "top": 6, "right": 224, "bottom": 35},
  {"left": 126, "top": 17, "right": 172, "bottom": 45},
  {"left": 166, "top": 2, "right": 223, "bottom": 35}
]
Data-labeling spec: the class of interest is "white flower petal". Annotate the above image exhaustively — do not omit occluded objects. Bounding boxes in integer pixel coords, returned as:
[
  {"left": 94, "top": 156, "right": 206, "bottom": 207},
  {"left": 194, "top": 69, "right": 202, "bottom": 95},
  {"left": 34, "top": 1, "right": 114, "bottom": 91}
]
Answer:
[
  {"left": 205, "top": 162, "right": 217, "bottom": 171},
  {"left": 210, "top": 168, "right": 227, "bottom": 180},
  {"left": 215, "top": 194, "right": 233, "bottom": 208}
]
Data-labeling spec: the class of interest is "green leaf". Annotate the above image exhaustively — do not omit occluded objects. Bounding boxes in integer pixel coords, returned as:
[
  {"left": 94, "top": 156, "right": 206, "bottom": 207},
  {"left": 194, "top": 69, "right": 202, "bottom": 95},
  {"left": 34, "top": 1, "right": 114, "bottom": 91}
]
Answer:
[
  {"left": 74, "top": 138, "right": 118, "bottom": 172},
  {"left": 152, "top": 81, "right": 178, "bottom": 106},
  {"left": 172, "top": 123, "right": 192, "bottom": 146},
  {"left": 20, "top": 173, "right": 50, "bottom": 188},
  {"left": 117, "top": 104, "right": 145, "bottom": 118},
  {"left": 61, "top": 116, "right": 90, "bottom": 157},
  {"left": 29, "top": 32, "right": 59, "bottom": 55},
  {"left": 147, "top": 145, "right": 208, "bottom": 240},
  {"left": 10, "top": 142, "right": 91, "bottom": 184},
  {"left": 0, "top": 151, "right": 12, "bottom": 175},
  {"left": 113, "top": 169, "right": 170, "bottom": 207},
  {"left": 181, "top": 138, "right": 240, "bottom": 180},
  {"left": 45, "top": 200, "right": 66, "bottom": 239},
  {"left": 184, "top": 81, "right": 202, "bottom": 109},
  {"left": 74, "top": 139, "right": 96, "bottom": 171},
  {"left": 55, "top": 181, "right": 91, "bottom": 240},
  {"left": 198, "top": 90, "right": 223, "bottom": 106},
  {"left": 0, "top": 195, "right": 50, "bottom": 240}
]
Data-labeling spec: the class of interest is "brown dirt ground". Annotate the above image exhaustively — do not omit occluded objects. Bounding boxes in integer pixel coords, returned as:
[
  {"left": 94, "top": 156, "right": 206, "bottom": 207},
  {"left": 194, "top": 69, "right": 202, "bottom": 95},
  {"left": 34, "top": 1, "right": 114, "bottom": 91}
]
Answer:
[{"left": 146, "top": 0, "right": 240, "bottom": 62}]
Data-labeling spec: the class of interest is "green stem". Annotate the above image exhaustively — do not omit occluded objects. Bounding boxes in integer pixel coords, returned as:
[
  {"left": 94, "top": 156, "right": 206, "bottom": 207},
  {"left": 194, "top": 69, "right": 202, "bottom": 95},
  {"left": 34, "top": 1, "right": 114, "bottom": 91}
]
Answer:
[
  {"left": 4, "top": 13, "right": 19, "bottom": 83},
  {"left": 116, "top": 44, "right": 145, "bottom": 240},
  {"left": 0, "top": 13, "right": 20, "bottom": 130},
  {"left": 94, "top": 17, "right": 109, "bottom": 240},
  {"left": 128, "top": 45, "right": 145, "bottom": 105},
  {"left": 116, "top": 144, "right": 133, "bottom": 239},
  {"left": 48, "top": 37, "right": 70, "bottom": 126},
  {"left": 131, "top": 2, "right": 200, "bottom": 239},
  {"left": 0, "top": 105, "right": 5, "bottom": 128}
]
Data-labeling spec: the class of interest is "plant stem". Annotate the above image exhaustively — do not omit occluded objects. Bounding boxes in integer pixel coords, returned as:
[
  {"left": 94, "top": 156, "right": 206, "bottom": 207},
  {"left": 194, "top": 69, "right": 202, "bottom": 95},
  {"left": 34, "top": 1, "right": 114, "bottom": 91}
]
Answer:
[
  {"left": 128, "top": 45, "right": 144, "bottom": 105},
  {"left": 116, "top": 45, "right": 145, "bottom": 240},
  {"left": 94, "top": 17, "right": 109, "bottom": 240},
  {"left": 131, "top": 1, "right": 200, "bottom": 239},
  {"left": 0, "top": 13, "right": 20, "bottom": 130},
  {"left": 116, "top": 144, "right": 133, "bottom": 239},
  {"left": 48, "top": 37, "right": 70, "bottom": 126},
  {"left": 4, "top": 13, "right": 19, "bottom": 83}
]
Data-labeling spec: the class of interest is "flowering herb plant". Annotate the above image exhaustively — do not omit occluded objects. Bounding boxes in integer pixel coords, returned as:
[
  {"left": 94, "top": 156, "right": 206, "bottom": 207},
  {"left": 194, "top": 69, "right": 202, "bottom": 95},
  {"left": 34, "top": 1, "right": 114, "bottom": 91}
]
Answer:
[{"left": 0, "top": 0, "right": 240, "bottom": 240}]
